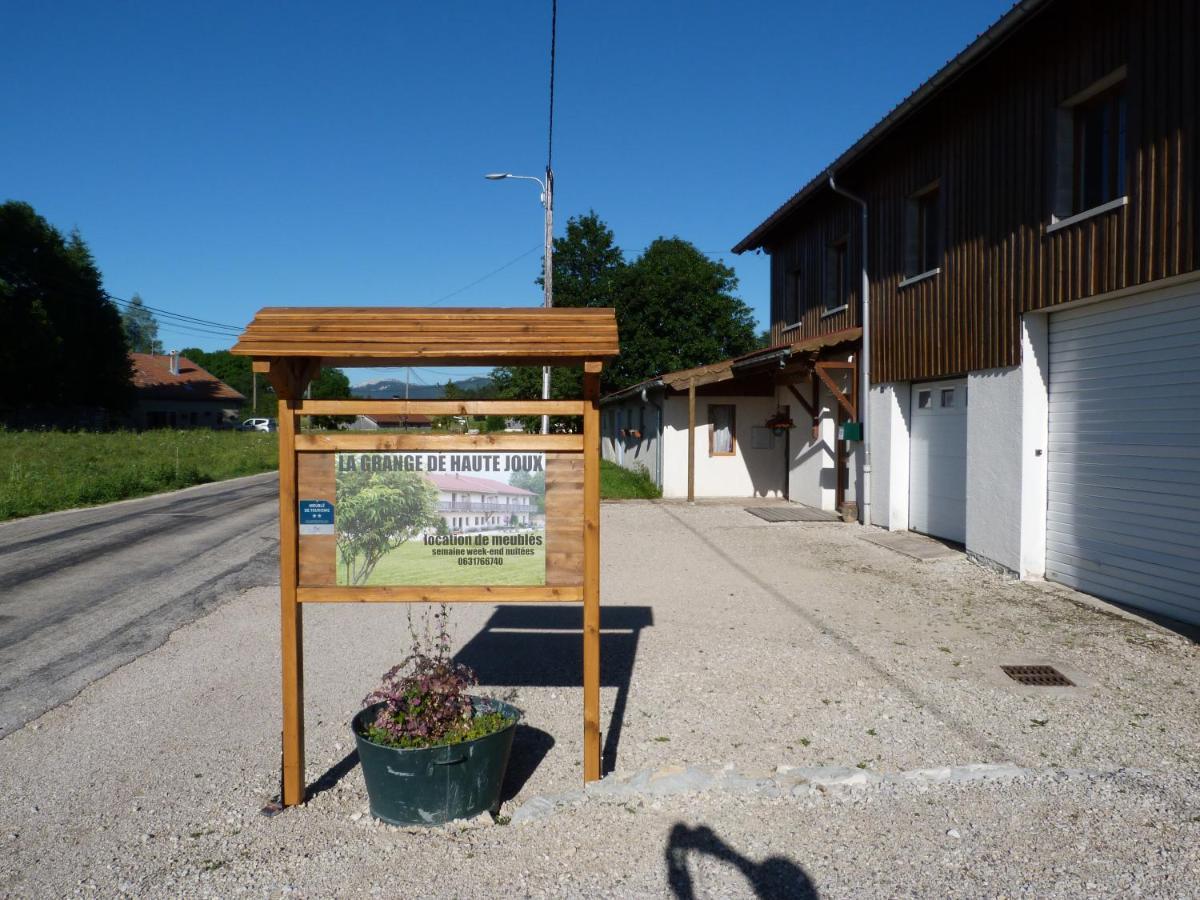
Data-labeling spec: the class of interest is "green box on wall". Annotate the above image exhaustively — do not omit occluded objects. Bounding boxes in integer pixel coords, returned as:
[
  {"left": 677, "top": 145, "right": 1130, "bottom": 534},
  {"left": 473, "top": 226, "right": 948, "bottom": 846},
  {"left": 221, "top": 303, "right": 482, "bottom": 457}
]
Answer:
[{"left": 838, "top": 421, "right": 863, "bottom": 442}]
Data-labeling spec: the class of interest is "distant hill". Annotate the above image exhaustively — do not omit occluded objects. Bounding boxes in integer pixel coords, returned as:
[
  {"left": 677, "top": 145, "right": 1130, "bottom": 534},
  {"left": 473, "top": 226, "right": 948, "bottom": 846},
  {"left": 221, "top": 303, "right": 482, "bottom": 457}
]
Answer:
[{"left": 351, "top": 375, "right": 493, "bottom": 399}]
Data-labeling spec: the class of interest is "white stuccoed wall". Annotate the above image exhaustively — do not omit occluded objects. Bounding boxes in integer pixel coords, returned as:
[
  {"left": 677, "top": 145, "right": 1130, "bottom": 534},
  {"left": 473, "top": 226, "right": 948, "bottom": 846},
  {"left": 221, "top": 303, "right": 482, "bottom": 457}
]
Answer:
[
  {"left": 788, "top": 409, "right": 836, "bottom": 509},
  {"left": 867, "top": 383, "right": 911, "bottom": 530},
  {"left": 1018, "top": 314, "right": 1049, "bottom": 578},
  {"left": 661, "top": 394, "right": 786, "bottom": 498},
  {"left": 965, "top": 367, "right": 1023, "bottom": 573}
]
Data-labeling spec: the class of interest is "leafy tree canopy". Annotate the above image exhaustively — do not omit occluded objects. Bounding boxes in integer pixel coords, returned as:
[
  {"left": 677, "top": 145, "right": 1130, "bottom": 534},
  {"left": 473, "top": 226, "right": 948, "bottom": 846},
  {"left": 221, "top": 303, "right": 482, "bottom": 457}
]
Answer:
[
  {"left": 611, "top": 237, "right": 757, "bottom": 388},
  {"left": 492, "top": 212, "right": 759, "bottom": 417},
  {"left": 336, "top": 469, "right": 439, "bottom": 585},
  {"left": 0, "top": 201, "right": 132, "bottom": 412},
  {"left": 121, "top": 293, "right": 163, "bottom": 355}
]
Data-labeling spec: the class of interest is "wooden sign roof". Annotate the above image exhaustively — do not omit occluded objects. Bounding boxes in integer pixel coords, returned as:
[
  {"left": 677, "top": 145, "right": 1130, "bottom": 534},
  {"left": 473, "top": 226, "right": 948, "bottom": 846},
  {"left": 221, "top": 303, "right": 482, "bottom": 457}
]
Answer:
[{"left": 231, "top": 307, "right": 619, "bottom": 368}]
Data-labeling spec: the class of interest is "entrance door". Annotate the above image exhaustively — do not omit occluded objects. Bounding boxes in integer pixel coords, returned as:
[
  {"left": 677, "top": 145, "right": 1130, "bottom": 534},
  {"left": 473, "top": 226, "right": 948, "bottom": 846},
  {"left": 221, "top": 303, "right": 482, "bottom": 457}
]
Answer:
[{"left": 909, "top": 378, "right": 967, "bottom": 543}]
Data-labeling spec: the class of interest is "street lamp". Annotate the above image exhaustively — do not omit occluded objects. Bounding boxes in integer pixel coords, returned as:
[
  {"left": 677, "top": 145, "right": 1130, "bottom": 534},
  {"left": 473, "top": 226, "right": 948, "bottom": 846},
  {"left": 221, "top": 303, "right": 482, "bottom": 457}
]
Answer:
[{"left": 485, "top": 170, "right": 554, "bottom": 435}]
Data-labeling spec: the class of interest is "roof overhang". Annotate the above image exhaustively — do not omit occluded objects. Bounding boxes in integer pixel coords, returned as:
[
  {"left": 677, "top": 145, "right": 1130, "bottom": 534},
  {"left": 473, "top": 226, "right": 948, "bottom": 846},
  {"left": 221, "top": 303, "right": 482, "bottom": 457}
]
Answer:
[
  {"left": 732, "top": 0, "right": 1053, "bottom": 254},
  {"left": 232, "top": 307, "right": 620, "bottom": 369},
  {"left": 603, "top": 327, "right": 864, "bottom": 402}
]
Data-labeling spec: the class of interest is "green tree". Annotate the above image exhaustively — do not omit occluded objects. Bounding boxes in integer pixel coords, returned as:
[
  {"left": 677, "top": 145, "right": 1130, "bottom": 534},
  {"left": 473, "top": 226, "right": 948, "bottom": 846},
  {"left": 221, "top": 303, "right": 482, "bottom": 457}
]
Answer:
[
  {"left": 0, "top": 201, "right": 132, "bottom": 413},
  {"left": 335, "top": 468, "right": 439, "bottom": 585},
  {"left": 493, "top": 212, "right": 628, "bottom": 430},
  {"left": 120, "top": 293, "right": 163, "bottom": 354},
  {"left": 509, "top": 469, "right": 546, "bottom": 513},
  {"left": 611, "top": 238, "right": 757, "bottom": 389},
  {"left": 491, "top": 215, "right": 759, "bottom": 412},
  {"left": 536, "top": 210, "right": 626, "bottom": 310}
]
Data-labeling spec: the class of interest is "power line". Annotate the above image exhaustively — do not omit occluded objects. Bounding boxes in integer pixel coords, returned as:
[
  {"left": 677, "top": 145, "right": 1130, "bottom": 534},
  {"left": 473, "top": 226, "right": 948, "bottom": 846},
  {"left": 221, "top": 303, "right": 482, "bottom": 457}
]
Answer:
[
  {"left": 105, "top": 292, "right": 243, "bottom": 336},
  {"left": 547, "top": 0, "right": 556, "bottom": 173},
  {"left": 426, "top": 245, "right": 541, "bottom": 306}
]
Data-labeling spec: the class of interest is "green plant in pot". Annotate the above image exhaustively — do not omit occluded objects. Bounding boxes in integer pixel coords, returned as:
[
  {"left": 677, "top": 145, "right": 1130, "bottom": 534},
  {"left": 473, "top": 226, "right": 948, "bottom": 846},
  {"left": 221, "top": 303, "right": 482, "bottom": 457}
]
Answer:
[{"left": 352, "top": 605, "right": 520, "bottom": 826}]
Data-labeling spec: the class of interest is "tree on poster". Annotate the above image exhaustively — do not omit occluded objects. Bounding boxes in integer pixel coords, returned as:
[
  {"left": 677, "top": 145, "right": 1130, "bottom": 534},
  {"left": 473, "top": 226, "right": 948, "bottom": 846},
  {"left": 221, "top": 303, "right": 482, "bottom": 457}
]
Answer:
[{"left": 335, "top": 469, "right": 439, "bottom": 585}]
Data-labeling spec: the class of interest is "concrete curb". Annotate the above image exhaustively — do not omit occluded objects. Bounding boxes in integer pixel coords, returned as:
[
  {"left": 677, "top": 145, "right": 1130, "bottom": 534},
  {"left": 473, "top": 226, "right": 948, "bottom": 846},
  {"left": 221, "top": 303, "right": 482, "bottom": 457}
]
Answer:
[{"left": 510, "top": 762, "right": 1148, "bottom": 824}]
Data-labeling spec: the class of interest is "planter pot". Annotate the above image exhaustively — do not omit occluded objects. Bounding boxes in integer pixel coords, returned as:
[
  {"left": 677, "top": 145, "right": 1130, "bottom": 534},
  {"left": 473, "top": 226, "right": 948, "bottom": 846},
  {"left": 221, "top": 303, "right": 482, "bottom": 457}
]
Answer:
[{"left": 352, "top": 697, "right": 520, "bottom": 826}]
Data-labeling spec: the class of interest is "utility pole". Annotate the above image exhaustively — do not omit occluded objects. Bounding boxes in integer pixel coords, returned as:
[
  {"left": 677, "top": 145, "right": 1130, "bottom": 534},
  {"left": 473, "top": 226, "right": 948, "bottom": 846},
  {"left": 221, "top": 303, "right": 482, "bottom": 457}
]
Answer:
[
  {"left": 540, "top": 167, "right": 553, "bottom": 435},
  {"left": 541, "top": 0, "right": 557, "bottom": 436}
]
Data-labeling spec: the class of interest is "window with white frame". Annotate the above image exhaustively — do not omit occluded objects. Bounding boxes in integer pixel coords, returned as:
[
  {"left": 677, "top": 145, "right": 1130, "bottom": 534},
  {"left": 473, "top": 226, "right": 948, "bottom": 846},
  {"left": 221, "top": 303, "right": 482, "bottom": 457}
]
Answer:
[
  {"left": 826, "top": 237, "right": 850, "bottom": 312},
  {"left": 905, "top": 182, "right": 941, "bottom": 277},
  {"left": 1053, "top": 67, "right": 1128, "bottom": 221}
]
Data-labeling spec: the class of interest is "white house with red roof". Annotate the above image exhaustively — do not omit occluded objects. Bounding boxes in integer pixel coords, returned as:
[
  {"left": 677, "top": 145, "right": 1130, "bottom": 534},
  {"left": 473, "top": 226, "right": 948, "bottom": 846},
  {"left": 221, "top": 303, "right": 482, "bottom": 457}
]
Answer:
[{"left": 427, "top": 472, "right": 537, "bottom": 534}]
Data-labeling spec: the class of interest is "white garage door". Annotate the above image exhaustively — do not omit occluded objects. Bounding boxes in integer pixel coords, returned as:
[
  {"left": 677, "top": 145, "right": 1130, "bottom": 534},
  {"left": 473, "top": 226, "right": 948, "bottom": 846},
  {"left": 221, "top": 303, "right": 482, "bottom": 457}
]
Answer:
[
  {"left": 1047, "top": 282, "right": 1200, "bottom": 626},
  {"left": 909, "top": 378, "right": 967, "bottom": 543}
]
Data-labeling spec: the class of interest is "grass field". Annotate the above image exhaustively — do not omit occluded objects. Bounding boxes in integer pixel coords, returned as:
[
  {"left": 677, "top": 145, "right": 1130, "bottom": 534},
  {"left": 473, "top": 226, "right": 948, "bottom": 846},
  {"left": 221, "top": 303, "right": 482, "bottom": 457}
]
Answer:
[
  {"left": 0, "top": 429, "right": 278, "bottom": 521},
  {"left": 600, "top": 459, "right": 661, "bottom": 499},
  {"left": 360, "top": 534, "right": 546, "bottom": 586}
]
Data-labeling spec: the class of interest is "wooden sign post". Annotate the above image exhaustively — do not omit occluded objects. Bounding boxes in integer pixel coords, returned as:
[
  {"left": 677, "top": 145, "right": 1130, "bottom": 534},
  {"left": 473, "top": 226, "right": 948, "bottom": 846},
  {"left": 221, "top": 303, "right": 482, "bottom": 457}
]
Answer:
[{"left": 233, "top": 307, "right": 618, "bottom": 807}]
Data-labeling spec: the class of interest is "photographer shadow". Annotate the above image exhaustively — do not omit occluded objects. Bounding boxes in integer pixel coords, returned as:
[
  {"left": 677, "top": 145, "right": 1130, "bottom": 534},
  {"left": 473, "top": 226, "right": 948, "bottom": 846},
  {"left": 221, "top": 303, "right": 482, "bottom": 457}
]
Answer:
[
  {"left": 455, "top": 604, "right": 654, "bottom": 787},
  {"left": 666, "top": 824, "right": 818, "bottom": 899}
]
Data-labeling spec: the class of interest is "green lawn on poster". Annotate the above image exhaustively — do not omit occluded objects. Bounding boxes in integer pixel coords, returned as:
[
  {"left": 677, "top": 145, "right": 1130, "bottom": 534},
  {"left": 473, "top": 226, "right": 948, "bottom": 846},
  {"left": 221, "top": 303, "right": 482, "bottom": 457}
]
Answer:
[{"left": 364, "top": 537, "right": 546, "bottom": 586}]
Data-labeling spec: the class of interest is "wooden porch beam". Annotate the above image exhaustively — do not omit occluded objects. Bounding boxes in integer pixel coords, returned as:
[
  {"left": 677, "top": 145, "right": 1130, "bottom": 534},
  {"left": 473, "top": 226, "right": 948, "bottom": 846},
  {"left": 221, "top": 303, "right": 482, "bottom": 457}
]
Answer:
[
  {"left": 815, "top": 362, "right": 857, "bottom": 420},
  {"left": 687, "top": 378, "right": 696, "bottom": 502}
]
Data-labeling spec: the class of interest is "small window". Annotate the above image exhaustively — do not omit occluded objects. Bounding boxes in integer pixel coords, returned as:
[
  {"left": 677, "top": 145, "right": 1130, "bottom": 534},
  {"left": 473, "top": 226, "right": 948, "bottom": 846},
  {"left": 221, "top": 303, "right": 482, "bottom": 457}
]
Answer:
[
  {"left": 917, "top": 390, "right": 932, "bottom": 409},
  {"left": 1073, "top": 85, "right": 1126, "bottom": 214},
  {"left": 708, "top": 404, "right": 736, "bottom": 456},
  {"left": 905, "top": 183, "right": 941, "bottom": 277},
  {"left": 826, "top": 238, "right": 850, "bottom": 312},
  {"left": 940, "top": 388, "right": 955, "bottom": 408},
  {"left": 785, "top": 268, "right": 803, "bottom": 324}
]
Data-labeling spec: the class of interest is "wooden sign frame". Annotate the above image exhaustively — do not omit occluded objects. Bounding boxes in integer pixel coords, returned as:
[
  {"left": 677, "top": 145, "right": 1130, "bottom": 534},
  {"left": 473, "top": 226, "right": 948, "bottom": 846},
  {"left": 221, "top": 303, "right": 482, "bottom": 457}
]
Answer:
[{"left": 233, "top": 307, "right": 618, "bottom": 807}]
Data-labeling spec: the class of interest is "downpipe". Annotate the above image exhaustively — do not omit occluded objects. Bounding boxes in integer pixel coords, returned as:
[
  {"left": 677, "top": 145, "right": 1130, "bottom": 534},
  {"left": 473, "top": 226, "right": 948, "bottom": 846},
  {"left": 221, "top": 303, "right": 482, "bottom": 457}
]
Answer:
[{"left": 828, "top": 172, "right": 872, "bottom": 527}]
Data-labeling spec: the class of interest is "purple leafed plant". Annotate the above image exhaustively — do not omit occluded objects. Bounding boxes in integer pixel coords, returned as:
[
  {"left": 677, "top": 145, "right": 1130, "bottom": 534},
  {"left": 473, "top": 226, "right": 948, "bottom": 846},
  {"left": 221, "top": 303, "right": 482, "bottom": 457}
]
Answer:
[{"left": 362, "top": 604, "right": 506, "bottom": 749}]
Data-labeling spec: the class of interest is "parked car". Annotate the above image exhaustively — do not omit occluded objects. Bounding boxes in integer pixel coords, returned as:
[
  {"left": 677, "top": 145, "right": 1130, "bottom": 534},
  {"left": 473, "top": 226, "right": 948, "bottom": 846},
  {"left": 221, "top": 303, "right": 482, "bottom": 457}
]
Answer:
[{"left": 240, "top": 417, "right": 277, "bottom": 432}]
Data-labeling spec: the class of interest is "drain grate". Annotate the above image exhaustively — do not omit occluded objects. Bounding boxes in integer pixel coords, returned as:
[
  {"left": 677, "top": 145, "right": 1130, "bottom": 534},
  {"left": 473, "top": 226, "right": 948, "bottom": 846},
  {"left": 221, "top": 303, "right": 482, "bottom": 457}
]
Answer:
[{"left": 1001, "top": 665, "right": 1074, "bottom": 687}]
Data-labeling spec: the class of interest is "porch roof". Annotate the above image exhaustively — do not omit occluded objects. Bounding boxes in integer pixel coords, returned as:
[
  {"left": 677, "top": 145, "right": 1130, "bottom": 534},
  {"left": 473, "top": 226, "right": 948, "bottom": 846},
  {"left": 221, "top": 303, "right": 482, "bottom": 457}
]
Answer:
[{"left": 600, "top": 327, "right": 863, "bottom": 403}]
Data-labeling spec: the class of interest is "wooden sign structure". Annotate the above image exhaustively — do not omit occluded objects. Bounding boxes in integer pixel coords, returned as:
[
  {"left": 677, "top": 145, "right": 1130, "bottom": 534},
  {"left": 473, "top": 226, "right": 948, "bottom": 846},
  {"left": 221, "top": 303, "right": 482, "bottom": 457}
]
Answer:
[{"left": 232, "top": 307, "right": 619, "bottom": 807}]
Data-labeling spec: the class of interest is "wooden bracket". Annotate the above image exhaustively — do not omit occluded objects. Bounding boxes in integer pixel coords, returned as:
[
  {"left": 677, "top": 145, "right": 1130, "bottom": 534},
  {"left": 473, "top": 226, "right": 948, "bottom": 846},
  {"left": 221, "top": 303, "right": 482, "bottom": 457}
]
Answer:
[
  {"left": 815, "top": 361, "right": 857, "bottom": 420},
  {"left": 266, "top": 358, "right": 322, "bottom": 401}
]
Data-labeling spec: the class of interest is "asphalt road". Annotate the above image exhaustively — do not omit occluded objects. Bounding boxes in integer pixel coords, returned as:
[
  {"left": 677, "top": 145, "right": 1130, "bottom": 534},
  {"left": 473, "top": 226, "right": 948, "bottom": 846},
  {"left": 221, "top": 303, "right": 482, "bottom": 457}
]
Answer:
[{"left": 0, "top": 472, "right": 280, "bottom": 739}]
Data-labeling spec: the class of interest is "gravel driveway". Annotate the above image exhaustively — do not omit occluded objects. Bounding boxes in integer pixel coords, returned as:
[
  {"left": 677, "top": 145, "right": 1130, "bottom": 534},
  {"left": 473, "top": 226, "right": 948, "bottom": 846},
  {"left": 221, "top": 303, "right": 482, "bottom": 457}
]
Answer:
[{"left": 2, "top": 500, "right": 1197, "bottom": 897}]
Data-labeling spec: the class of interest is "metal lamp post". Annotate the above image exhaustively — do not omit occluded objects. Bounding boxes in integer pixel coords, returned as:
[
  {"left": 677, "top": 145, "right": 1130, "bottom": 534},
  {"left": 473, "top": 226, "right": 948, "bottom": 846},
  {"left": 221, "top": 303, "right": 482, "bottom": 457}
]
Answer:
[{"left": 485, "top": 170, "right": 554, "bottom": 435}]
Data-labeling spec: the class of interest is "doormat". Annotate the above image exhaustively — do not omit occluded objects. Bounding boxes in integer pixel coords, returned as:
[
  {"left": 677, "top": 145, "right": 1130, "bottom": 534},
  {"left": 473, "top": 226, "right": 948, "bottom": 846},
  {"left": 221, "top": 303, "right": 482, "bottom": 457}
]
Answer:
[
  {"left": 860, "top": 531, "right": 961, "bottom": 562},
  {"left": 745, "top": 506, "right": 839, "bottom": 523}
]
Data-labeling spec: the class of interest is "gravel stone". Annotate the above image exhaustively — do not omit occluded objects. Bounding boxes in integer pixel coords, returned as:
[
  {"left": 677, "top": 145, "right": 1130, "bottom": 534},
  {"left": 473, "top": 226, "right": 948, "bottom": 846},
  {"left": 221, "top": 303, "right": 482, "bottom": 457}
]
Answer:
[{"left": 1, "top": 500, "right": 1197, "bottom": 897}]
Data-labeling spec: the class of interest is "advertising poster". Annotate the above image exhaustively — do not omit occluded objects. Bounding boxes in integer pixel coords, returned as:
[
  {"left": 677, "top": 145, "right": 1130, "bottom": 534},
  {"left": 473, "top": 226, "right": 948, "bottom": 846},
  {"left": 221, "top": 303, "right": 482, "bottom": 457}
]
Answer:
[{"left": 334, "top": 451, "right": 546, "bottom": 586}]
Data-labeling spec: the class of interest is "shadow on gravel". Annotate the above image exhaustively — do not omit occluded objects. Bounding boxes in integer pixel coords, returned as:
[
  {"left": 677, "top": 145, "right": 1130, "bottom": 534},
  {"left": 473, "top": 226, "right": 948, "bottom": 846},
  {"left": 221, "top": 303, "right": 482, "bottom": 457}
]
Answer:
[
  {"left": 500, "top": 724, "right": 556, "bottom": 803},
  {"left": 666, "top": 824, "right": 817, "bottom": 899},
  {"left": 305, "top": 748, "right": 361, "bottom": 803},
  {"left": 455, "top": 605, "right": 654, "bottom": 777}
]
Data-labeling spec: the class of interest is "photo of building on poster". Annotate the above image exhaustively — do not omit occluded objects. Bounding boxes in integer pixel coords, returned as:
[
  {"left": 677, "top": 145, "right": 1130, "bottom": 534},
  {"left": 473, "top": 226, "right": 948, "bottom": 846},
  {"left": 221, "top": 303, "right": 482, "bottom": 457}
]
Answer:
[{"left": 334, "top": 451, "right": 546, "bottom": 587}]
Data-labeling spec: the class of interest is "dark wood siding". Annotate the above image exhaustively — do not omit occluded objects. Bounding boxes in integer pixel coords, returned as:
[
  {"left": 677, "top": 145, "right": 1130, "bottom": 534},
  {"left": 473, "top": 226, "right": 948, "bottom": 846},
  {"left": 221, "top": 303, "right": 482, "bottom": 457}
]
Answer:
[
  {"left": 762, "top": 0, "right": 1198, "bottom": 384},
  {"left": 766, "top": 194, "right": 860, "bottom": 347}
]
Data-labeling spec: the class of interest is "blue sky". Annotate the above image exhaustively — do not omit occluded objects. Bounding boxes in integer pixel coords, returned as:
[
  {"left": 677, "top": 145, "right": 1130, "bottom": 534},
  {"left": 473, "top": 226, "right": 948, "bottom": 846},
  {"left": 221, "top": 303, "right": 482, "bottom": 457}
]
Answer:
[{"left": 2, "top": 0, "right": 1011, "bottom": 387}]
